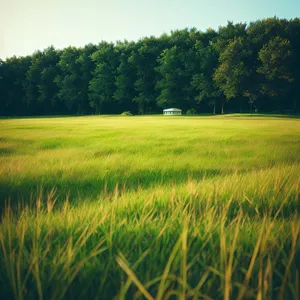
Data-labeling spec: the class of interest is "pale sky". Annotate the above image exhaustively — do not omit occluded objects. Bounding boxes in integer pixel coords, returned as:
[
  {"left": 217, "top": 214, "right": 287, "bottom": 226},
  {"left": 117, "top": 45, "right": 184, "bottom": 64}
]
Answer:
[{"left": 0, "top": 0, "right": 299, "bottom": 59}]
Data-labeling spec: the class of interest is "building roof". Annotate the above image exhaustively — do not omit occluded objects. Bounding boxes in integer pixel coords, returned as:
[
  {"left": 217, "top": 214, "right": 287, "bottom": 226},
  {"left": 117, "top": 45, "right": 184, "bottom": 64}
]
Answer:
[{"left": 163, "top": 108, "right": 182, "bottom": 112}]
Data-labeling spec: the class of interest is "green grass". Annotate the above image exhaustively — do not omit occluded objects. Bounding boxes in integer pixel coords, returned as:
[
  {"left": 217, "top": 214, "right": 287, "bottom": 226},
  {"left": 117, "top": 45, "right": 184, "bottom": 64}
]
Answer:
[{"left": 0, "top": 115, "right": 299, "bottom": 299}]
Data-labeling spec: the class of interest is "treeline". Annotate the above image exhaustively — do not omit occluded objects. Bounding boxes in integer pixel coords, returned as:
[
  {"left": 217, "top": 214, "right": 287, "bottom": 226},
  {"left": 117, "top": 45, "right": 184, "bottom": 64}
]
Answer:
[{"left": 1, "top": 17, "right": 300, "bottom": 116}]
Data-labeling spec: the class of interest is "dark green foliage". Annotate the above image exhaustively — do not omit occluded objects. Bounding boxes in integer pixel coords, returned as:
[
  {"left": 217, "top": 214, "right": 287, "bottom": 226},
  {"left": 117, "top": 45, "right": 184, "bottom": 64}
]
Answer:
[
  {"left": 114, "top": 41, "right": 139, "bottom": 114},
  {"left": 191, "top": 38, "right": 222, "bottom": 114},
  {"left": 257, "top": 36, "right": 295, "bottom": 111},
  {"left": 186, "top": 108, "right": 196, "bottom": 114},
  {"left": 55, "top": 46, "right": 92, "bottom": 114},
  {"left": 156, "top": 29, "right": 200, "bottom": 111},
  {"left": 130, "top": 35, "right": 169, "bottom": 114},
  {"left": 89, "top": 42, "right": 118, "bottom": 114},
  {"left": 0, "top": 56, "right": 31, "bottom": 115},
  {"left": 1, "top": 18, "right": 300, "bottom": 116},
  {"left": 24, "top": 46, "right": 61, "bottom": 114}
]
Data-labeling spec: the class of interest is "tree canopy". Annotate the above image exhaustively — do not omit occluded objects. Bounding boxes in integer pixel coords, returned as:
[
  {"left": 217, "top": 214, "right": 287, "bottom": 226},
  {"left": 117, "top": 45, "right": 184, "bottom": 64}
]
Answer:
[{"left": 1, "top": 17, "right": 300, "bottom": 116}]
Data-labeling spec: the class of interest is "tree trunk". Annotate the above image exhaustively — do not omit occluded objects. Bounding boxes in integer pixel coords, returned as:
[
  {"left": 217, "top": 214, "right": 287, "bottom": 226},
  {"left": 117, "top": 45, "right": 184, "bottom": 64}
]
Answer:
[
  {"left": 221, "top": 98, "right": 224, "bottom": 114},
  {"left": 293, "top": 98, "right": 297, "bottom": 112},
  {"left": 77, "top": 103, "right": 81, "bottom": 115},
  {"left": 95, "top": 103, "right": 100, "bottom": 115},
  {"left": 138, "top": 102, "right": 144, "bottom": 115},
  {"left": 213, "top": 103, "right": 216, "bottom": 115}
]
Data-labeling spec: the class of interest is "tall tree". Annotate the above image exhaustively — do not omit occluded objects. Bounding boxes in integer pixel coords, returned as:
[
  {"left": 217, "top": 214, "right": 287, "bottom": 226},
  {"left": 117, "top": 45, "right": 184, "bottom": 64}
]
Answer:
[
  {"left": 24, "top": 46, "right": 61, "bottom": 114},
  {"left": 156, "top": 46, "right": 182, "bottom": 109},
  {"left": 191, "top": 30, "right": 222, "bottom": 114},
  {"left": 89, "top": 42, "right": 118, "bottom": 114},
  {"left": 156, "top": 28, "right": 201, "bottom": 111},
  {"left": 287, "top": 18, "right": 300, "bottom": 112},
  {"left": 257, "top": 36, "right": 294, "bottom": 111},
  {"left": 246, "top": 17, "right": 288, "bottom": 112},
  {"left": 129, "top": 35, "right": 169, "bottom": 114},
  {"left": 213, "top": 37, "right": 252, "bottom": 113},
  {"left": 114, "top": 41, "right": 138, "bottom": 114},
  {"left": 1, "top": 56, "right": 31, "bottom": 116},
  {"left": 1, "top": 18, "right": 300, "bottom": 116},
  {"left": 76, "top": 44, "right": 98, "bottom": 114},
  {"left": 55, "top": 47, "right": 88, "bottom": 114},
  {"left": 0, "top": 59, "right": 4, "bottom": 115}
]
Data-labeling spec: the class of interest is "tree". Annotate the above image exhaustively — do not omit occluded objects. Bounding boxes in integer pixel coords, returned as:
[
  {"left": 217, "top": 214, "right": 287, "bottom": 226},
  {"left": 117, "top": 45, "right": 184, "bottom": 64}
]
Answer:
[
  {"left": 191, "top": 32, "right": 222, "bottom": 114},
  {"left": 56, "top": 47, "right": 91, "bottom": 114},
  {"left": 114, "top": 41, "right": 138, "bottom": 114},
  {"left": 0, "top": 59, "right": 4, "bottom": 115},
  {"left": 1, "top": 18, "right": 300, "bottom": 116},
  {"left": 257, "top": 36, "right": 294, "bottom": 111},
  {"left": 287, "top": 18, "right": 300, "bottom": 112},
  {"left": 89, "top": 42, "right": 118, "bottom": 114},
  {"left": 213, "top": 37, "right": 252, "bottom": 113},
  {"left": 246, "top": 17, "right": 289, "bottom": 112},
  {"left": 76, "top": 44, "right": 98, "bottom": 114},
  {"left": 24, "top": 46, "right": 61, "bottom": 114},
  {"left": 1, "top": 56, "right": 31, "bottom": 116},
  {"left": 156, "top": 28, "right": 201, "bottom": 111},
  {"left": 129, "top": 35, "right": 169, "bottom": 114},
  {"left": 156, "top": 46, "right": 181, "bottom": 108}
]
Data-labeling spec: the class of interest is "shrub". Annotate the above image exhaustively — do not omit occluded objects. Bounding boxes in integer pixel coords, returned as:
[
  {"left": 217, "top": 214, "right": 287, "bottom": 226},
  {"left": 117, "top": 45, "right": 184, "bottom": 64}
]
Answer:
[
  {"left": 121, "top": 111, "right": 133, "bottom": 116},
  {"left": 186, "top": 108, "right": 197, "bottom": 115}
]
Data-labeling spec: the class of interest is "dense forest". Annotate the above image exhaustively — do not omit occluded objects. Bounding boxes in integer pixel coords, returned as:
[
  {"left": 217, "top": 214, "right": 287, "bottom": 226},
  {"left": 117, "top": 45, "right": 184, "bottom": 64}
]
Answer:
[{"left": 1, "top": 17, "right": 300, "bottom": 116}]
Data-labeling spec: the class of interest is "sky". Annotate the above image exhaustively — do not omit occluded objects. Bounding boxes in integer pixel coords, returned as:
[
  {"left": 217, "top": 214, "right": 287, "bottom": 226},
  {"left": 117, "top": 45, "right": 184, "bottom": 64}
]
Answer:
[{"left": 0, "top": 0, "right": 299, "bottom": 59}]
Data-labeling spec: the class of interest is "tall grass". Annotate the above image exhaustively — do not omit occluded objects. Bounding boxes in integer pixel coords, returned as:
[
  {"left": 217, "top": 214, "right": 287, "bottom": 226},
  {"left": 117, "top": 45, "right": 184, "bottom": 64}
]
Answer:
[{"left": 0, "top": 115, "right": 299, "bottom": 299}]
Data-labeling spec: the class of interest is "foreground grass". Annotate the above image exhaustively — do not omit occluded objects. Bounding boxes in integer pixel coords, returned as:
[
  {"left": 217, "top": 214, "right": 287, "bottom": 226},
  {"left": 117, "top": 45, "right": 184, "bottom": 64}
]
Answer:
[{"left": 0, "top": 115, "right": 299, "bottom": 299}]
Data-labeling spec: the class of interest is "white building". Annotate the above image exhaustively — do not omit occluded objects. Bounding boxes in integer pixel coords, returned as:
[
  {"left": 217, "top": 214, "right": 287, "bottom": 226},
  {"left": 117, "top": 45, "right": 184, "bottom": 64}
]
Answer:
[{"left": 163, "top": 108, "right": 182, "bottom": 115}]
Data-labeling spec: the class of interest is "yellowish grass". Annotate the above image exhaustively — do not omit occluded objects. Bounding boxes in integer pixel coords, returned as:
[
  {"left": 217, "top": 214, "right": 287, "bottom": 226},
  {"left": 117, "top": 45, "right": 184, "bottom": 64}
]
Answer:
[{"left": 0, "top": 115, "right": 299, "bottom": 299}]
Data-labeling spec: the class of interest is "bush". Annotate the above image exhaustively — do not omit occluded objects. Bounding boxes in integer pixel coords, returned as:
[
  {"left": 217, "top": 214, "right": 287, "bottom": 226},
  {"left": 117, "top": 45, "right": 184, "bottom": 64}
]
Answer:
[
  {"left": 121, "top": 111, "right": 133, "bottom": 116},
  {"left": 186, "top": 108, "right": 197, "bottom": 115}
]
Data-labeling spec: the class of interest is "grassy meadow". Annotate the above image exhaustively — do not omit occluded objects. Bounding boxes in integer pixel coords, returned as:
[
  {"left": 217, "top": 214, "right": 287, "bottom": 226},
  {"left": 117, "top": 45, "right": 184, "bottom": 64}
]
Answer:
[{"left": 0, "top": 115, "right": 299, "bottom": 299}]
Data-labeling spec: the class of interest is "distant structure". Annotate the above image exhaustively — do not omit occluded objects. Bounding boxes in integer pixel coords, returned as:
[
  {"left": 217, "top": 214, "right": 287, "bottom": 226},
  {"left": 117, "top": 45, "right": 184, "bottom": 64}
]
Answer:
[{"left": 163, "top": 108, "right": 182, "bottom": 115}]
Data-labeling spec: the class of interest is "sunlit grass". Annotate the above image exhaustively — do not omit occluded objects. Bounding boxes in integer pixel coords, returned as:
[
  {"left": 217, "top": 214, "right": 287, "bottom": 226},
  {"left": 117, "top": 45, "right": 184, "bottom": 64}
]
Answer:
[{"left": 0, "top": 115, "right": 299, "bottom": 299}]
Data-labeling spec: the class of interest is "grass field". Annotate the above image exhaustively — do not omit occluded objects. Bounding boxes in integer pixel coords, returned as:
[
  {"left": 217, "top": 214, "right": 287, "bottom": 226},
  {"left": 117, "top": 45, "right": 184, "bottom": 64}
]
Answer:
[{"left": 0, "top": 115, "right": 299, "bottom": 299}]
